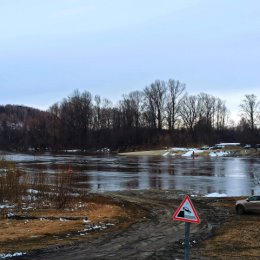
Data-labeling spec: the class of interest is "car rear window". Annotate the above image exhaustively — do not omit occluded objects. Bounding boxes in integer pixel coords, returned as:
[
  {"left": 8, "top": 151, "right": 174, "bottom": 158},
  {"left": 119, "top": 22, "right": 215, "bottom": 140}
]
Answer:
[{"left": 249, "top": 196, "right": 258, "bottom": 201}]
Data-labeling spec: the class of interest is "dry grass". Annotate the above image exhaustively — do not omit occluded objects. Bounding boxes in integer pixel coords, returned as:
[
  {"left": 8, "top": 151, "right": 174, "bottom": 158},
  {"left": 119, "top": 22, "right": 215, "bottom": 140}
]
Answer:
[
  {"left": 0, "top": 197, "right": 131, "bottom": 254},
  {"left": 0, "top": 159, "right": 137, "bottom": 254},
  {"left": 198, "top": 214, "right": 260, "bottom": 259}
]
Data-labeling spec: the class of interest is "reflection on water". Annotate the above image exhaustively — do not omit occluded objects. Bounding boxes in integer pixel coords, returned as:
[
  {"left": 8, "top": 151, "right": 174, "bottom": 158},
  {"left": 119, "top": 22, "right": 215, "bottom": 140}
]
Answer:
[{"left": 2, "top": 152, "right": 260, "bottom": 196}]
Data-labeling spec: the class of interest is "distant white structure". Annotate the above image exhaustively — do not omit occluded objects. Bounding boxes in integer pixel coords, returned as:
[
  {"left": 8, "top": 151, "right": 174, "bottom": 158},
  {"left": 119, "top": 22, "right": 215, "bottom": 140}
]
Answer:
[
  {"left": 218, "top": 143, "right": 240, "bottom": 146},
  {"left": 214, "top": 143, "right": 240, "bottom": 149}
]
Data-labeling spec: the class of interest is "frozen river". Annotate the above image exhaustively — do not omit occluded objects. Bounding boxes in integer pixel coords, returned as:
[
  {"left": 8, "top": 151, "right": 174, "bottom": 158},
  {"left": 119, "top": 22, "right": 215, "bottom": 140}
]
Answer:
[{"left": 2, "top": 152, "right": 260, "bottom": 196}]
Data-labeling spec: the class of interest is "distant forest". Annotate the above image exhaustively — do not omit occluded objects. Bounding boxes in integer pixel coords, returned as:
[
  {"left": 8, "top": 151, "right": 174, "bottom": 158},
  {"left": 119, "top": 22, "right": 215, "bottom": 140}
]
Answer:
[{"left": 1, "top": 79, "right": 260, "bottom": 151}]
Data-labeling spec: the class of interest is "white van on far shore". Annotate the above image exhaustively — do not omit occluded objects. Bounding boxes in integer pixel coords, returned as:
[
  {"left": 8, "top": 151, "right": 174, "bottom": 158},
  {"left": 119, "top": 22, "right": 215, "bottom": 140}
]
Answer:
[{"left": 210, "top": 143, "right": 241, "bottom": 150}]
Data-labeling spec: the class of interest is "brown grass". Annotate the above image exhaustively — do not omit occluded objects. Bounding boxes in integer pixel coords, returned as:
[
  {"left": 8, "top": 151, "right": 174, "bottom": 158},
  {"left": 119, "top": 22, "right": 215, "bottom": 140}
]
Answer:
[
  {"left": 198, "top": 214, "right": 260, "bottom": 259},
  {"left": 0, "top": 197, "right": 131, "bottom": 253},
  {"left": 0, "top": 159, "right": 137, "bottom": 254}
]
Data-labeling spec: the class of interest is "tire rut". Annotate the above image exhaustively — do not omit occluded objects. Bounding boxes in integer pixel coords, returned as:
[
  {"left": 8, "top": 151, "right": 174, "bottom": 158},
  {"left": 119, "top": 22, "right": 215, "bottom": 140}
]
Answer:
[{"left": 21, "top": 190, "right": 224, "bottom": 260}]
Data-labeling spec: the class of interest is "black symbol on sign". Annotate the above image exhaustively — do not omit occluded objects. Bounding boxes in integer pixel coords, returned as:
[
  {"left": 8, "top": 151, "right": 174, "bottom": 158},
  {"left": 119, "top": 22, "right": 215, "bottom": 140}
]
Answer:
[
  {"left": 177, "top": 210, "right": 184, "bottom": 218},
  {"left": 183, "top": 207, "right": 191, "bottom": 214}
]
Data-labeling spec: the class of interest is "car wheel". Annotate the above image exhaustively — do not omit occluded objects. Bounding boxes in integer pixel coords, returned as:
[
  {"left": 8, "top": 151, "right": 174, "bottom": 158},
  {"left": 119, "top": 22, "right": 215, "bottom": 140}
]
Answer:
[{"left": 236, "top": 205, "right": 245, "bottom": 215}]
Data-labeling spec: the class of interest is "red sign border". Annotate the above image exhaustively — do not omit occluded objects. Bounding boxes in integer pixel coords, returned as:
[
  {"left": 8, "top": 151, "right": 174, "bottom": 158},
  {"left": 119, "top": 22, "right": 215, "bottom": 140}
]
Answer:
[{"left": 173, "top": 195, "right": 200, "bottom": 224}]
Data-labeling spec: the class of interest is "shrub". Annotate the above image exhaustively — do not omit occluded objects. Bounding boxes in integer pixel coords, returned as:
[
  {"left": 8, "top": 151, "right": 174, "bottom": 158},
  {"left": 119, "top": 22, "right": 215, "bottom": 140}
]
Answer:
[
  {"left": 51, "top": 170, "right": 74, "bottom": 209},
  {"left": 0, "top": 159, "right": 28, "bottom": 203}
]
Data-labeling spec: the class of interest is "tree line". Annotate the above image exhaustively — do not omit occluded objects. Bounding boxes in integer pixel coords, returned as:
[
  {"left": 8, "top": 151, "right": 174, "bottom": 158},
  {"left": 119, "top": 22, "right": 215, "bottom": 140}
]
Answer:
[{"left": 1, "top": 79, "right": 260, "bottom": 151}]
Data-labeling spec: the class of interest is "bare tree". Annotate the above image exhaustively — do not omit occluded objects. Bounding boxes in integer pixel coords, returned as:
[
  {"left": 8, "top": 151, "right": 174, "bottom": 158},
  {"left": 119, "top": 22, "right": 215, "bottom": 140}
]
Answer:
[
  {"left": 119, "top": 91, "right": 143, "bottom": 129},
  {"left": 56, "top": 90, "right": 93, "bottom": 148},
  {"left": 144, "top": 80, "right": 166, "bottom": 129},
  {"left": 179, "top": 95, "right": 201, "bottom": 132},
  {"left": 240, "top": 94, "right": 260, "bottom": 130},
  {"left": 215, "top": 98, "right": 229, "bottom": 130},
  {"left": 100, "top": 98, "right": 113, "bottom": 129},
  {"left": 93, "top": 95, "right": 101, "bottom": 130},
  {"left": 128, "top": 91, "right": 143, "bottom": 128},
  {"left": 120, "top": 96, "right": 135, "bottom": 129},
  {"left": 166, "top": 79, "right": 186, "bottom": 131},
  {"left": 197, "top": 93, "right": 216, "bottom": 128},
  {"left": 48, "top": 103, "right": 61, "bottom": 149}
]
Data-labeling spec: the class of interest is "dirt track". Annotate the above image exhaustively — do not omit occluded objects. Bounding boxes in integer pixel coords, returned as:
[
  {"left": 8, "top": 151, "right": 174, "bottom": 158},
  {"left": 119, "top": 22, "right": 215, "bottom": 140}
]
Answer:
[{"left": 20, "top": 190, "right": 259, "bottom": 260}]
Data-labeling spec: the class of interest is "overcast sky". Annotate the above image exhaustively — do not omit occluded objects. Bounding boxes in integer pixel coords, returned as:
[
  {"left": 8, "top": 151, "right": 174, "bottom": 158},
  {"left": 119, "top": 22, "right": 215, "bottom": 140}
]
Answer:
[{"left": 0, "top": 0, "right": 260, "bottom": 121}]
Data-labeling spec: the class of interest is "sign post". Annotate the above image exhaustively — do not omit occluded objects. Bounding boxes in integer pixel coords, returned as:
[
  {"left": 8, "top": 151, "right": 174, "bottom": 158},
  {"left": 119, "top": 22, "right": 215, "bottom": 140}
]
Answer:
[
  {"left": 173, "top": 195, "right": 200, "bottom": 260},
  {"left": 184, "top": 222, "right": 190, "bottom": 260}
]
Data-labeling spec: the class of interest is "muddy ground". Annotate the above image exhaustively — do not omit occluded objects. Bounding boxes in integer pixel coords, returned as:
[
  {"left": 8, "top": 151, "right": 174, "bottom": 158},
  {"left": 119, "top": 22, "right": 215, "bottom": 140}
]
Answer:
[{"left": 12, "top": 190, "right": 259, "bottom": 260}]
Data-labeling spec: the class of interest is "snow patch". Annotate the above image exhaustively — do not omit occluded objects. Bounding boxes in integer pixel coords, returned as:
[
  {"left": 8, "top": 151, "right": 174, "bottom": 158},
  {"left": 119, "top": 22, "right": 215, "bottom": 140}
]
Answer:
[
  {"left": 171, "top": 147, "right": 189, "bottom": 151},
  {"left": 0, "top": 204, "right": 14, "bottom": 209},
  {"left": 162, "top": 151, "right": 169, "bottom": 156},
  {"left": 182, "top": 151, "right": 194, "bottom": 157},
  {"left": 181, "top": 149, "right": 204, "bottom": 157},
  {"left": 209, "top": 151, "right": 229, "bottom": 157},
  {"left": 204, "top": 193, "right": 228, "bottom": 197},
  {"left": 0, "top": 252, "right": 26, "bottom": 259},
  {"left": 27, "top": 189, "right": 39, "bottom": 194}
]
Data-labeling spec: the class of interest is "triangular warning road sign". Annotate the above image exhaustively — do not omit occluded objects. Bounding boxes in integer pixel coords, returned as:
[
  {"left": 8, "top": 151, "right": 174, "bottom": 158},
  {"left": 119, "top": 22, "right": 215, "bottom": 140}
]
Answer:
[{"left": 173, "top": 195, "right": 200, "bottom": 224}]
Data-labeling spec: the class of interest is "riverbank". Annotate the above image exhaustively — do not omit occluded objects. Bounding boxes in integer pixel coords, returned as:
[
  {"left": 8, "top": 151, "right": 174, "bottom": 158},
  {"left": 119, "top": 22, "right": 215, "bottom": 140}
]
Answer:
[
  {"left": 118, "top": 149, "right": 167, "bottom": 156},
  {"left": 1, "top": 190, "right": 259, "bottom": 259},
  {"left": 119, "top": 147, "right": 260, "bottom": 157}
]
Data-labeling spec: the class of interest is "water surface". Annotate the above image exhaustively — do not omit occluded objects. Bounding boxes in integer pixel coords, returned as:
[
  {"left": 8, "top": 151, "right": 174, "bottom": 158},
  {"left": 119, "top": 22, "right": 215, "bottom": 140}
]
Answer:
[{"left": 3, "top": 152, "right": 260, "bottom": 196}]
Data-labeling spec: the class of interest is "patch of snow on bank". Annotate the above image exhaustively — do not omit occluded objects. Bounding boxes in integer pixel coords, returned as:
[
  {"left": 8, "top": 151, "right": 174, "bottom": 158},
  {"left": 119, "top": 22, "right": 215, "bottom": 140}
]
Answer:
[
  {"left": 0, "top": 252, "right": 26, "bottom": 259},
  {"left": 182, "top": 151, "right": 194, "bottom": 157},
  {"left": 0, "top": 204, "right": 14, "bottom": 209},
  {"left": 162, "top": 151, "right": 169, "bottom": 156},
  {"left": 171, "top": 147, "right": 189, "bottom": 151},
  {"left": 182, "top": 149, "right": 205, "bottom": 157},
  {"left": 205, "top": 193, "right": 228, "bottom": 197},
  {"left": 209, "top": 151, "right": 229, "bottom": 157},
  {"left": 27, "top": 189, "right": 39, "bottom": 194}
]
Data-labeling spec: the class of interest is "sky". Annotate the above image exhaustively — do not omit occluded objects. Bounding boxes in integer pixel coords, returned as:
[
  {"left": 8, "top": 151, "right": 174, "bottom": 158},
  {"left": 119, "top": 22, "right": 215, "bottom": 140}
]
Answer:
[{"left": 0, "top": 0, "right": 260, "bottom": 122}]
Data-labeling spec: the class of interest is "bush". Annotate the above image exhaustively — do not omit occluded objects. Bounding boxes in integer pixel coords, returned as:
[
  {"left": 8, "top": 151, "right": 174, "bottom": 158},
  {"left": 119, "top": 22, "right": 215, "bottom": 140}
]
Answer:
[
  {"left": 0, "top": 159, "right": 28, "bottom": 203},
  {"left": 51, "top": 170, "right": 74, "bottom": 209}
]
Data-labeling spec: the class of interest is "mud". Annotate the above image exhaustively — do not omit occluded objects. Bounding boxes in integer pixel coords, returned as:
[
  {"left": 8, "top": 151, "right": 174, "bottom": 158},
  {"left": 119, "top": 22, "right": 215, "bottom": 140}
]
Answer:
[{"left": 15, "top": 190, "right": 255, "bottom": 260}]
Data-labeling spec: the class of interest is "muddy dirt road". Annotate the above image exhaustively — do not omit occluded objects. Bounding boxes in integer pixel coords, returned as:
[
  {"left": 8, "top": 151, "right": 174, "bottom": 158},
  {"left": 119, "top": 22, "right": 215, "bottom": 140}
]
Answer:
[{"left": 21, "top": 190, "right": 259, "bottom": 260}]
